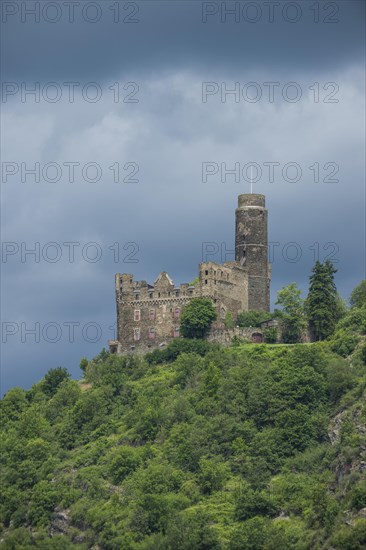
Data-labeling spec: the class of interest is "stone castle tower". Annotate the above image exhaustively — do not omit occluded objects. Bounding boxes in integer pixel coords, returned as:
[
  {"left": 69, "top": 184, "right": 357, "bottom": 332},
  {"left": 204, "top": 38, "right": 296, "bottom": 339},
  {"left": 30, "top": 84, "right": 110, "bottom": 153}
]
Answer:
[
  {"left": 109, "top": 194, "right": 271, "bottom": 354},
  {"left": 235, "top": 194, "right": 270, "bottom": 311}
]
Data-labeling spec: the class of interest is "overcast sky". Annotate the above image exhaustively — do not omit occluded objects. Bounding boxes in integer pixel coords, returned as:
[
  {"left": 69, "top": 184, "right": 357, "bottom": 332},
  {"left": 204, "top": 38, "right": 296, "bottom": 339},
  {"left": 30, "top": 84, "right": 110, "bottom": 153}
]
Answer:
[{"left": 1, "top": 0, "right": 365, "bottom": 394}]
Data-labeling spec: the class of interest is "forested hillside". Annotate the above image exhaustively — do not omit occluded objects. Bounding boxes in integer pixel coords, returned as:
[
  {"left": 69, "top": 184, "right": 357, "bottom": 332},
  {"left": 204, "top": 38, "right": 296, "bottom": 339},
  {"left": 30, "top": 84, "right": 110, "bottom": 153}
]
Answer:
[{"left": 1, "top": 306, "right": 366, "bottom": 549}]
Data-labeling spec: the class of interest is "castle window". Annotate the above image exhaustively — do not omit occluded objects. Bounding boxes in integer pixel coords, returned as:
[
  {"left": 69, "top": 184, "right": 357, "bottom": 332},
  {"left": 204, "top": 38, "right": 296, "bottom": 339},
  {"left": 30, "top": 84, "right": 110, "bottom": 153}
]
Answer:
[
  {"left": 149, "top": 327, "right": 156, "bottom": 339},
  {"left": 133, "top": 328, "right": 140, "bottom": 341},
  {"left": 205, "top": 270, "right": 208, "bottom": 275},
  {"left": 149, "top": 292, "right": 153, "bottom": 299},
  {"left": 135, "top": 294, "right": 139, "bottom": 300},
  {"left": 134, "top": 309, "right": 140, "bottom": 322},
  {"left": 175, "top": 290, "right": 180, "bottom": 297},
  {"left": 227, "top": 273, "right": 229, "bottom": 280},
  {"left": 173, "top": 326, "right": 180, "bottom": 338},
  {"left": 158, "top": 293, "right": 161, "bottom": 298},
  {"left": 174, "top": 307, "right": 180, "bottom": 319},
  {"left": 205, "top": 279, "right": 208, "bottom": 285},
  {"left": 149, "top": 308, "right": 155, "bottom": 320},
  {"left": 214, "top": 280, "right": 217, "bottom": 284}
]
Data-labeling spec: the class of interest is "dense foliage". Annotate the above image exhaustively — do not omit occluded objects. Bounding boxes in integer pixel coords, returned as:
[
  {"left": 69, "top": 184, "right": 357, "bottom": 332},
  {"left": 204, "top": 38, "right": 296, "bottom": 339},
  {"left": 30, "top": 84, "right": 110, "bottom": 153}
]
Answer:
[
  {"left": 1, "top": 303, "right": 366, "bottom": 548},
  {"left": 180, "top": 298, "right": 217, "bottom": 339},
  {"left": 350, "top": 280, "right": 366, "bottom": 309}
]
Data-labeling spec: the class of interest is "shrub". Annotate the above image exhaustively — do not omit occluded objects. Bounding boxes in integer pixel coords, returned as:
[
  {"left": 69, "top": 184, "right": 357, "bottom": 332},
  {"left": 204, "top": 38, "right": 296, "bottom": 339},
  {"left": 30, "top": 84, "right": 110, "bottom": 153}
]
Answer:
[
  {"left": 237, "top": 310, "right": 272, "bottom": 328},
  {"left": 350, "top": 483, "right": 366, "bottom": 511},
  {"left": 330, "top": 330, "right": 359, "bottom": 358},
  {"left": 336, "top": 308, "right": 366, "bottom": 333},
  {"left": 264, "top": 327, "right": 277, "bottom": 343},
  {"left": 231, "top": 335, "right": 251, "bottom": 346},
  {"left": 235, "top": 485, "right": 278, "bottom": 521},
  {"left": 325, "top": 357, "right": 355, "bottom": 402}
]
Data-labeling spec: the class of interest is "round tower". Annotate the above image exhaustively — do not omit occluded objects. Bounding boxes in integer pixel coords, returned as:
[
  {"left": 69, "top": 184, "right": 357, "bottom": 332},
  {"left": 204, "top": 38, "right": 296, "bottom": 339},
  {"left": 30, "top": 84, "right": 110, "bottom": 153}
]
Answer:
[{"left": 235, "top": 194, "right": 270, "bottom": 311}]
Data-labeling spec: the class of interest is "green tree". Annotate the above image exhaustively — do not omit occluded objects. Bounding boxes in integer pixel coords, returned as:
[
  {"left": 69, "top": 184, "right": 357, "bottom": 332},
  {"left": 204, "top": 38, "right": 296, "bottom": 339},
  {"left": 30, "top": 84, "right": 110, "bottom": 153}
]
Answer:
[
  {"left": 42, "top": 367, "right": 70, "bottom": 397},
  {"left": 276, "top": 283, "right": 306, "bottom": 343},
  {"left": 79, "top": 357, "right": 88, "bottom": 374},
  {"left": 108, "top": 446, "right": 143, "bottom": 484},
  {"left": 305, "top": 260, "right": 340, "bottom": 341},
  {"left": 350, "top": 280, "right": 366, "bottom": 309},
  {"left": 203, "top": 361, "right": 221, "bottom": 397},
  {"left": 198, "top": 457, "right": 230, "bottom": 494},
  {"left": 1, "top": 387, "right": 28, "bottom": 423},
  {"left": 180, "top": 298, "right": 217, "bottom": 339}
]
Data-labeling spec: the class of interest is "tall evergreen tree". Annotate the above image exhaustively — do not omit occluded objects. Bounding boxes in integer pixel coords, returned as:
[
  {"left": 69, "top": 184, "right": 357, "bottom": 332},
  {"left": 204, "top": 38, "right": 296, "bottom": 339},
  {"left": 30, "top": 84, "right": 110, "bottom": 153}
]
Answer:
[{"left": 305, "top": 260, "right": 339, "bottom": 341}]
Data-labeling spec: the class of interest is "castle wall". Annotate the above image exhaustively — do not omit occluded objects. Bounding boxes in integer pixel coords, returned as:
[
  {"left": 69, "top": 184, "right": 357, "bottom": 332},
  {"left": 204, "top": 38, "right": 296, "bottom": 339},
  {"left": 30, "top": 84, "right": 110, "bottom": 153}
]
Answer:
[
  {"left": 115, "top": 272, "right": 200, "bottom": 353},
  {"left": 206, "top": 326, "right": 265, "bottom": 345},
  {"left": 198, "top": 261, "right": 248, "bottom": 324}
]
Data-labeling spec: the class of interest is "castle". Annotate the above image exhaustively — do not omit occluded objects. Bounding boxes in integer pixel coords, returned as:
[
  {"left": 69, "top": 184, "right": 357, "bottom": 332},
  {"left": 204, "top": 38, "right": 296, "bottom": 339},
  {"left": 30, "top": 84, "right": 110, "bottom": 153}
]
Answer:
[{"left": 109, "top": 194, "right": 271, "bottom": 354}]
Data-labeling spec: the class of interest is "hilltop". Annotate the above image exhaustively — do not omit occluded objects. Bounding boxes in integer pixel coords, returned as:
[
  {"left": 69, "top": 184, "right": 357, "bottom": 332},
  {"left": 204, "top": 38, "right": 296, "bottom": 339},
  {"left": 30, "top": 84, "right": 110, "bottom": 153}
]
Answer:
[{"left": 1, "top": 306, "right": 366, "bottom": 549}]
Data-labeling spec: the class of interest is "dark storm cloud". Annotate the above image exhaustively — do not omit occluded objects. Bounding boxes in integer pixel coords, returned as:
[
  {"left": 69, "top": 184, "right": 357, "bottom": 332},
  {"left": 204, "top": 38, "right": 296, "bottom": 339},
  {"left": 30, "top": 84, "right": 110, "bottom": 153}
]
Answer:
[{"left": 1, "top": 1, "right": 365, "bottom": 81}]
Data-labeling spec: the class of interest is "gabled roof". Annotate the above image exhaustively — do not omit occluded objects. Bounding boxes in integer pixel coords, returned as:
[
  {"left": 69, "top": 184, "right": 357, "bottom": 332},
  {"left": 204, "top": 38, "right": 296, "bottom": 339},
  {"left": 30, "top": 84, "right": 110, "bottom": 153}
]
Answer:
[{"left": 154, "top": 271, "right": 174, "bottom": 287}]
